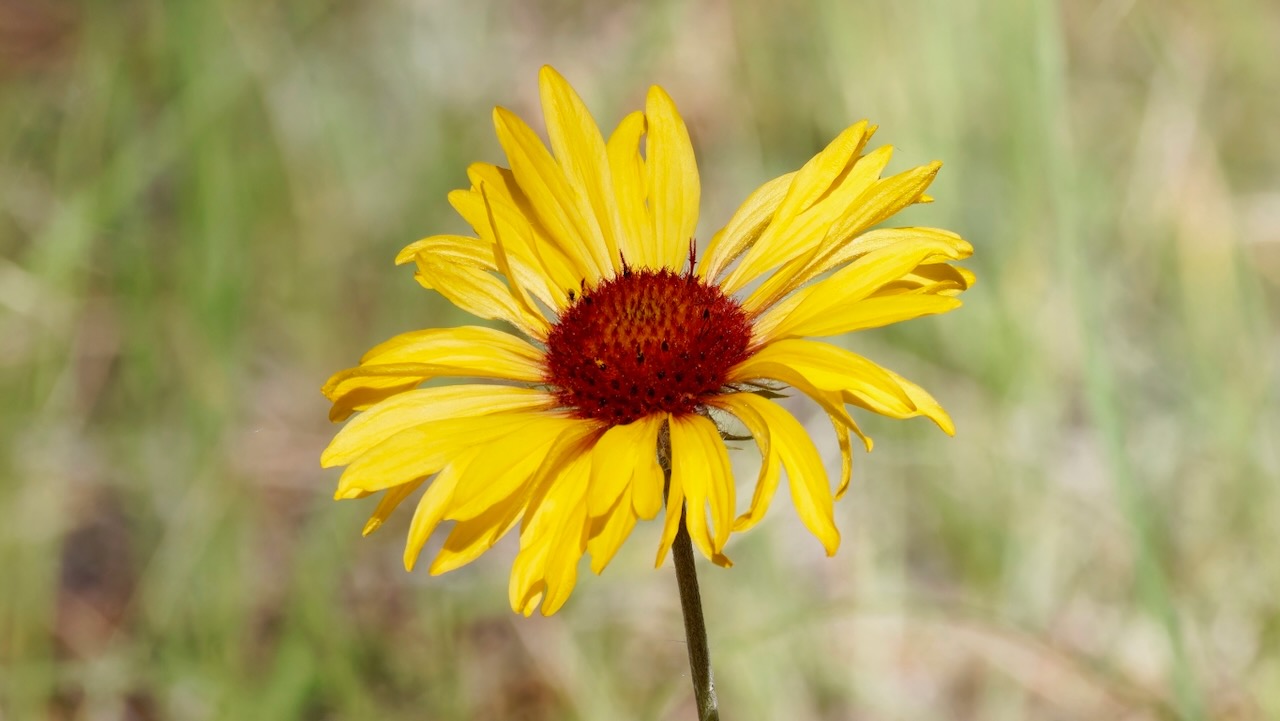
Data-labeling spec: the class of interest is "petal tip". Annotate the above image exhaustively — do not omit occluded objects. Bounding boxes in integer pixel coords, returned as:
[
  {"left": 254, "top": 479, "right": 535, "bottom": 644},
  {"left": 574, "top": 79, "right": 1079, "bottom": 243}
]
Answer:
[
  {"left": 522, "top": 593, "right": 543, "bottom": 617},
  {"left": 394, "top": 244, "right": 421, "bottom": 265},
  {"left": 492, "top": 105, "right": 516, "bottom": 130},
  {"left": 334, "top": 486, "right": 362, "bottom": 500},
  {"left": 646, "top": 83, "right": 678, "bottom": 111},
  {"left": 538, "top": 65, "right": 570, "bottom": 92},
  {"left": 822, "top": 529, "right": 841, "bottom": 556},
  {"left": 653, "top": 545, "right": 670, "bottom": 568},
  {"left": 933, "top": 411, "right": 957, "bottom": 437}
]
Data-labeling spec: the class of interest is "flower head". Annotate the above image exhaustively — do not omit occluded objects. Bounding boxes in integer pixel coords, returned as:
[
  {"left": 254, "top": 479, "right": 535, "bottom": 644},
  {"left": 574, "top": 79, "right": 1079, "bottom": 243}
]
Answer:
[{"left": 321, "top": 66, "right": 973, "bottom": 616}]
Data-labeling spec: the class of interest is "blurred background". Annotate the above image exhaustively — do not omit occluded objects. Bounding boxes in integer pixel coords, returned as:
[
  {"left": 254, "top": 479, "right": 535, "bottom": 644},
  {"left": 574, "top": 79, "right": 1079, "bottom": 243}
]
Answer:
[{"left": 2, "top": 1, "right": 1278, "bottom": 719}]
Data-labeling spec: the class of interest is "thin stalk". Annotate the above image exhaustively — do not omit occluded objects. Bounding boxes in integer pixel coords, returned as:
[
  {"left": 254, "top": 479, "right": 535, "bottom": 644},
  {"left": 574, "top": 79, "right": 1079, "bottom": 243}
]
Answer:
[
  {"left": 672, "top": 512, "right": 720, "bottom": 721},
  {"left": 660, "top": 429, "right": 720, "bottom": 721}
]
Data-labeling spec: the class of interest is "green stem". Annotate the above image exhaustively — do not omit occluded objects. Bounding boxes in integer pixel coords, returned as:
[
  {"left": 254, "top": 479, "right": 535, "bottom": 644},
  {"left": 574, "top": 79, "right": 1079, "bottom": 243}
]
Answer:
[
  {"left": 659, "top": 422, "right": 719, "bottom": 720},
  {"left": 672, "top": 513, "right": 720, "bottom": 720}
]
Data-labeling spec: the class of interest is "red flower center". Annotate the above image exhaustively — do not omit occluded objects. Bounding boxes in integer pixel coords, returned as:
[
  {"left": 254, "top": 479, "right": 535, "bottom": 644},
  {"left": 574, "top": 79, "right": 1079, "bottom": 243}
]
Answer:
[{"left": 544, "top": 267, "right": 753, "bottom": 425}]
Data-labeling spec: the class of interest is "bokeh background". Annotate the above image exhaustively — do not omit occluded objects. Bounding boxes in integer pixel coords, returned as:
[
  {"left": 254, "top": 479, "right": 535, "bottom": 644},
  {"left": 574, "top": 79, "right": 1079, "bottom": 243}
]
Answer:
[{"left": 3, "top": 1, "right": 1279, "bottom": 719}]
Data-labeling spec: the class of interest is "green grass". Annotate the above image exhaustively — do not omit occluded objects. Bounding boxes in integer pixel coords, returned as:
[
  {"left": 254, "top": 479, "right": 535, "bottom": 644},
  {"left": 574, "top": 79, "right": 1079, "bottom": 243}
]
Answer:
[{"left": 3, "top": 1, "right": 1279, "bottom": 719}]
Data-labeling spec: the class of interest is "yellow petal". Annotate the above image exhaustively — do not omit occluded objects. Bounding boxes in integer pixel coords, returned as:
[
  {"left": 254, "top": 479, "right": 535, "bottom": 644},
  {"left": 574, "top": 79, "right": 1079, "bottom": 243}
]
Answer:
[
  {"left": 447, "top": 415, "right": 579, "bottom": 521},
  {"left": 322, "top": 385, "right": 554, "bottom": 467},
  {"left": 358, "top": 325, "right": 545, "bottom": 368},
  {"left": 540, "top": 66, "right": 625, "bottom": 271},
  {"left": 630, "top": 430, "right": 666, "bottom": 521},
  {"left": 493, "top": 106, "right": 610, "bottom": 282},
  {"left": 830, "top": 415, "right": 854, "bottom": 500},
  {"left": 323, "top": 374, "right": 427, "bottom": 423},
  {"left": 697, "top": 171, "right": 795, "bottom": 282},
  {"left": 412, "top": 258, "right": 549, "bottom": 341},
  {"left": 397, "top": 232, "right": 562, "bottom": 311},
  {"left": 519, "top": 421, "right": 604, "bottom": 539},
  {"left": 724, "top": 144, "right": 892, "bottom": 297},
  {"left": 542, "top": 494, "right": 591, "bottom": 615},
  {"left": 362, "top": 479, "right": 425, "bottom": 536},
  {"left": 654, "top": 430, "right": 685, "bottom": 567},
  {"left": 509, "top": 566, "right": 545, "bottom": 617},
  {"left": 706, "top": 394, "right": 782, "bottom": 533},
  {"left": 794, "top": 226, "right": 973, "bottom": 289},
  {"left": 323, "top": 326, "right": 547, "bottom": 421},
  {"left": 588, "top": 413, "right": 665, "bottom": 518},
  {"left": 747, "top": 158, "right": 952, "bottom": 316},
  {"left": 669, "top": 413, "right": 735, "bottom": 557},
  {"left": 709, "top": 393, "right": 839, "bottom": 555},
  {"left": 758, "top": 231, "right": 970, "bottom": 314},
  {"left": 404, "top": 454, "right": 474, "bottom": 570},
  {"left": 394, "top": 233, "right": 488, "bottom": 267},
  {"left": 325, "top": 363, "right": 534, "bottom": 424},
  {"left": 333, "top": 412, "right": 545, "bottom": 498},
  {"left": 509, "top": 540, "right": 551, "bottom": 617},
  {"left": 825, "top": 161, "right": 942, "bottom": 250},
  {"left": 645, "top": 85, "right": 700, "bottom": 270},
  {"left": 872, "top": 262, "right": 974, "bottom": 296},
  {"left": 761, "top": 226, "right": 943, "bottom": 327},
  {"left": 509, "top": 449, "right": 592, "bottom": 616},
  {"left": 727, "top": 355, "right": 871, "bottom": 452},
  {"left": 606, "top": 111, "right": 653, "bottom": 268},
  {"left": 772, "top": 121, "right": 872, "bottom": 226},
  {"left": 481, "top": 183, "right": 548, "bottom": 329},
  {"left": 746, "top": 290, "right": 804, "bottom": 350},
  {"left": 429, "top": 497, "right": 524, "bottom": 575},
  {"left": 845, "top": 367, "right": 955, "bottom": 435},
  {"left": 450, "top": 176, "right": 581, "bottom": 302},
  {"left": 754, "top": 239, "right": 966, "bottom": 344},
  {"left": 746, "top": 339, "right": 916, "bottom": 418},
  {"left": 779, "top": 295, "right": 963, "bottom": 340},
  {"left": 587, "top": 486, "right": 638, "bottom": 574}
]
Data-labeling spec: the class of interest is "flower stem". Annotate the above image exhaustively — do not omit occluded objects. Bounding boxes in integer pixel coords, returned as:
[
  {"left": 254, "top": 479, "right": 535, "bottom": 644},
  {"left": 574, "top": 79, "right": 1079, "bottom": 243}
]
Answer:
[
  {"left": 672, "top": 506, "right": 720, "bottom": 720},
  {"left": 659, "top": 422, "right": 719, "bottom": 720}
]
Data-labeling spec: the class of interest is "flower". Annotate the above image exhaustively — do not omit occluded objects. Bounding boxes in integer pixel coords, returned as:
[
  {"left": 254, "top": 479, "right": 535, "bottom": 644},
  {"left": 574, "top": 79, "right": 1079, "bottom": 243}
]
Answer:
[{"left": 321, "top": 66, "right": 973, "bottom": 616}]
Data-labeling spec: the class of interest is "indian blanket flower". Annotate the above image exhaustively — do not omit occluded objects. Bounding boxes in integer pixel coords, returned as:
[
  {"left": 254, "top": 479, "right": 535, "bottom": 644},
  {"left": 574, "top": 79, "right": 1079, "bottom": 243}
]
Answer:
[{"left": 321, "top": 66, "right": 973, "bottom": 616}]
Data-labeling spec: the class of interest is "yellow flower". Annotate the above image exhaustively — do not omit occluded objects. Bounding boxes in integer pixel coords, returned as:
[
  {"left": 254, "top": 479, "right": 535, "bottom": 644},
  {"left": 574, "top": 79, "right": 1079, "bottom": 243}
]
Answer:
[{"left": 321, "top": 66, "right": 973, "bottom": 616}]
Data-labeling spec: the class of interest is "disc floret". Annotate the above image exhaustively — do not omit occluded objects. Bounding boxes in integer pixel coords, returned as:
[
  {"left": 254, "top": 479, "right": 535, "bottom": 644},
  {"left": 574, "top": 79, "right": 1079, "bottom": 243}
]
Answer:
[{"left": 544, "top": 266, "right": 753, "bottom": 424}]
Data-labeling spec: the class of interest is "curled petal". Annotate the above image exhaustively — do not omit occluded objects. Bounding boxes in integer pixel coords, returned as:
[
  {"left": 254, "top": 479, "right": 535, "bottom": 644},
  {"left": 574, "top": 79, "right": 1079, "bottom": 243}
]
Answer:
[
  {"left": 669, "top": 413, "right": 735, "bottom": 558},
  {"left": 709, "top": 393, "right": 838, "bottom": 554},
  {"left": 323, "top": 326, "right": 547, "bottom": 421}
]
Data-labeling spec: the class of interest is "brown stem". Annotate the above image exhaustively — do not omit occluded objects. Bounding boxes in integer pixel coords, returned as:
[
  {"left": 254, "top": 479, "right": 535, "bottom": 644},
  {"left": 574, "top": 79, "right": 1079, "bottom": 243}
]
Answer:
[
  {"left": 672, "top": 509, "right": 720, "bottom": 721},
  {"left": 659, "top": 426, "right": 719, "bottom": 721}
]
